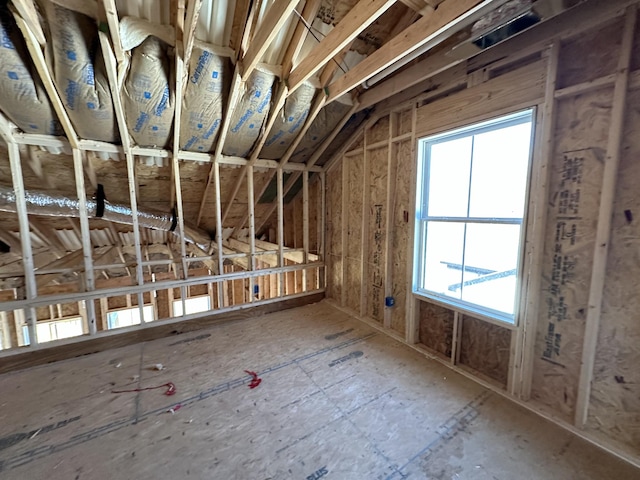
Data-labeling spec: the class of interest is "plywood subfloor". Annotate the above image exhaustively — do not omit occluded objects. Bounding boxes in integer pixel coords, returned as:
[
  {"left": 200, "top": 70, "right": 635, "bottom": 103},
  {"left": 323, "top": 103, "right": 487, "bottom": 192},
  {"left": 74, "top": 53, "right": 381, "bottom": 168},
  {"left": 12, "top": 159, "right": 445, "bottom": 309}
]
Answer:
[{"left": 0, "top": 301, "right": 637, "bottom": 480}]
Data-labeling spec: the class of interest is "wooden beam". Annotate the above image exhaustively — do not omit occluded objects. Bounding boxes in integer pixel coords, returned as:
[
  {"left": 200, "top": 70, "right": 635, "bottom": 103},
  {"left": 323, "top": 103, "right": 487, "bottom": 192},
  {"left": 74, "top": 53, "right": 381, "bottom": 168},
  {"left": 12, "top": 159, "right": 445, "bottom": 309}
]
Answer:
[
  {"left": 287, "top": 0, "right": 396, "bottom": 93},
  {"left": 12, "top": 11, "right": 79, "bottom": 147},
  {"left": 574, "top": 5, "right": 636, "bottom": 427},
  {"left": 100, "top": 0, "right": 125, "bottom": 64},
  {"left": 11, "top": 0, "right": 46, "bottom": 46},
  {"left": 28, "top": 219, "right": 66, "bottom": 257},
  {"left": 326, "top": 0, "right": 507, "bottom": 103},
  {"left": 183, "top": 0, "right": 203, "bottom": 69},
  {"left": 7, "top": 141, "right": 37, "bottom": 344},
  {"left": 230, "top": 92, "right": 327, "bottom": 236},
  {"left": 281, "top": 0, "right": 323, "bottom": 75},
  {"left": 242, "top": 0, "right": 299, "bottom": 80},
  {"left": 277, "top": 167, "right": 285, "bottom": 294},
  {"left": 306, "top": 101, "right": 359, "bottom": 168},
  {"left": 196, "top": 66, "right": 243, "bottom": 225}
]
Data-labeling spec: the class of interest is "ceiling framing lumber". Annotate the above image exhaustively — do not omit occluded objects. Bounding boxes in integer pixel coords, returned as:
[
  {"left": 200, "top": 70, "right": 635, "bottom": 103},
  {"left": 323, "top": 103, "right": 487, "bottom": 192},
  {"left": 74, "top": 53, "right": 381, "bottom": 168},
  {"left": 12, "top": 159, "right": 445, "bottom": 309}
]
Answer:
[
  {"left": 326, "top": 0, "right": 510, "bottom": 103},
  {"left": 287, "top": 0, "right": 397, "bottom": 94},
  {"left": 241, "top": 0, "right": 299, "bottom": 80}
]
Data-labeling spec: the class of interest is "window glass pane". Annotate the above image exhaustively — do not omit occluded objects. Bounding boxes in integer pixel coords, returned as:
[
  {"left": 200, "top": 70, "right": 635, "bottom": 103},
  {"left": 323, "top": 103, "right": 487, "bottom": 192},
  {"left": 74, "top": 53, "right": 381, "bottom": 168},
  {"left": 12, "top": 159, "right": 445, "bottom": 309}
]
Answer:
[
  {"left": 107, "top": 306, "right": 154, "bottom": 329},
  {"left": 460, "top": 223, "right": 522, "bottom": 315},
  {"left": 426, "top": 137, "right": 472, "bottom": 217},
  {"left": 468, "top": 121, "right": 531, "bottom": 218},
  {"left": 173, "top": 296, "right": 211, "bottom": 316},
  {"left": 422, "top": 221, "right": 464, "bottom": 300}
]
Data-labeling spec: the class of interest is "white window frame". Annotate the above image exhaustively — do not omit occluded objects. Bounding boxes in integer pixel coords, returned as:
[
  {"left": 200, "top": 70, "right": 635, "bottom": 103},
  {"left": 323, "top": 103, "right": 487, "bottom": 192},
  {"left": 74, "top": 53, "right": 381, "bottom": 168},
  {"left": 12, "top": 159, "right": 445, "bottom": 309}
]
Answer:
[
  {"left": 107, "top": 305, "right": 155, "bottom": 329},
  {"left": 172, "top": 295, "right": 211, "bottom": 317},
  {"left": 22, "top": 316, "right": 85, "bottom": 344},
  {"left": 413, "top": 109, "right": 535, "bottom": 324}
]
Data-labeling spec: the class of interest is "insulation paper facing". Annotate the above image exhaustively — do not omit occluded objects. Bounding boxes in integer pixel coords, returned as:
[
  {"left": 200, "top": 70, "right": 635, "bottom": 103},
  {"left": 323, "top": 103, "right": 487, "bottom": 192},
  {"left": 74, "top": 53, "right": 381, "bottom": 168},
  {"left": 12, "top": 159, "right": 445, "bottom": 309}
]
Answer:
[
  {"left": 261, "top": 82, "right": 316, "bottom": 160},
  {"left": 180, "top": 44, "right": 229, "bottom": 152},
  {"left": 123, "top": 35, "right": 175, "bottom": 148},
  {"left": 0, "top": 5, "right": 62, "bottom": 135},
  {"left": 43, "top": 3, "right": 119, "bottom": 142},
  {"left": 223, "top": 67, "right": 275, "bottom": 158},
  {"left": 289, "top": 100, "right": 352, "bottom": 163}
]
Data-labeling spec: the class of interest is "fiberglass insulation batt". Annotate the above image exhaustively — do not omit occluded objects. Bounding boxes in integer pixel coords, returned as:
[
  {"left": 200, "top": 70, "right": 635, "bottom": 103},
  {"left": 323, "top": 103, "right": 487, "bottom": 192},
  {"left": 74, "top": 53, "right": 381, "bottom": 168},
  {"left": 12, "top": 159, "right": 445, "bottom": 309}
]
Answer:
[
  {"left": 289, "top": 100, "right": 352, "bottom": 163},
  {"left": 43, "top": 2, "right": 118, "bottom": 142},
  {"left": 123, "top": 35, "right": 175, "bottom": 148},
  {"left": 223, "top": 67, "right": 275, "bottom": 158},
  {"left": 0, "top": 4, "right": 62, "bottom": 135},
  {"left": 180, "top": 43, "right": 229, "bottom": 152},
  {"left": 261, "top": 82, "right": 316, "bottom": 160}
]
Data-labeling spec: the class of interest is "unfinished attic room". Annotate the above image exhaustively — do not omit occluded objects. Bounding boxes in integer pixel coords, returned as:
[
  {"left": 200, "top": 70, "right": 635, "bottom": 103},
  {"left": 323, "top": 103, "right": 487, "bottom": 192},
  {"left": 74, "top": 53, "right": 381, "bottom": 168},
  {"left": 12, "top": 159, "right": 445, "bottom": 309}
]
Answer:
[{"left": 2, "top": 0, "right": 640, "bottom": 478}]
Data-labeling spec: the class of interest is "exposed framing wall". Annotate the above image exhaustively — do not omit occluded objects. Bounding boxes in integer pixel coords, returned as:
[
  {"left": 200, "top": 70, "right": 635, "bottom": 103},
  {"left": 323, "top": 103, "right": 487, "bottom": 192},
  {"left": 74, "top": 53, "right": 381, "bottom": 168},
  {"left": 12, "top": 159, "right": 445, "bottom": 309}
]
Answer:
[{"left": 325, "top": 4, "right": 640, "bottom": 466}]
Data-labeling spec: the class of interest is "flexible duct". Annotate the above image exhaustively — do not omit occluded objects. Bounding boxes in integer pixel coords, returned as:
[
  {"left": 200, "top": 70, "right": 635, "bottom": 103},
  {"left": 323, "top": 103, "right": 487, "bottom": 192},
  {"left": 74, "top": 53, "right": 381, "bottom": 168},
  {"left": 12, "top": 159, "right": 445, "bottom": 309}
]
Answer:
[{"left": 0, "top": 185, "right": 211, "bottom": 248}]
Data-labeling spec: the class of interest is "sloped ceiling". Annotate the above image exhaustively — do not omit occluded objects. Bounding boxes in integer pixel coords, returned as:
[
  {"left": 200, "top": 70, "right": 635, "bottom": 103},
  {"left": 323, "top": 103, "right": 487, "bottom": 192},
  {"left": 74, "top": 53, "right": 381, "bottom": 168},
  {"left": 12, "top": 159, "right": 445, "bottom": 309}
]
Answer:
[{"left": 0, "top": 0, "right": 533, "bottom": 281}]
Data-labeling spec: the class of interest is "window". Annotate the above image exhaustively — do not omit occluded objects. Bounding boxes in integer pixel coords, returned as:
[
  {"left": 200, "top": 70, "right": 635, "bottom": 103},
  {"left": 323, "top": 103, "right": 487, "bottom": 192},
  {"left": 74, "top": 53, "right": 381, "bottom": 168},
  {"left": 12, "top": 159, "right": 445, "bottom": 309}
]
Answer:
[
  {"left": 173, "top": 296, "right": 211, "bottom": 316},
  {"left": 414, "top": 110, "right": 534, "bottom": 322},
  {"left": 107, "top": 306, "right": 155, "bottom": 329},
  {"left": 22, "top": 317, "right": 85, "bottom": 344}
]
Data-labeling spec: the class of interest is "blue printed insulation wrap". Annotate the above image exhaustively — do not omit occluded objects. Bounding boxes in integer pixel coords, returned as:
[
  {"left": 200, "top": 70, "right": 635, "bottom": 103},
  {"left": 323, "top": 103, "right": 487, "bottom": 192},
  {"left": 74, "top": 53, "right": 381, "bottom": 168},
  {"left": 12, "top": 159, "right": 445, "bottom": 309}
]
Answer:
[
  {"left": 180, "top": 42, "right": 229, "bottom": 153},
  {"left": 0, "top": 5, "right": 62, "bottom": 135},
  {"left": 261, "top": 82, "right": 316, "bottom": 160},
  {"left": 43, "top": 2, "right": 119, "bottom": 143},
  {"left": 123, "top": 35, "right": 175, "bottom": 148},
  {"left": 223, "top": 67, "right": 275, "bottom": 158}
]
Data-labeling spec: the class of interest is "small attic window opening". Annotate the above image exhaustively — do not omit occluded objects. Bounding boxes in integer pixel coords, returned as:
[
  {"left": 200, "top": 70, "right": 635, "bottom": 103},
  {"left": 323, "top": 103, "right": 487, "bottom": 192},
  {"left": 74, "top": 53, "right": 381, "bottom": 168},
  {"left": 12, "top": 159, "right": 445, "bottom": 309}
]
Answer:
[{"left": 472, "top": 10, "right": 540, "bottom": 50}]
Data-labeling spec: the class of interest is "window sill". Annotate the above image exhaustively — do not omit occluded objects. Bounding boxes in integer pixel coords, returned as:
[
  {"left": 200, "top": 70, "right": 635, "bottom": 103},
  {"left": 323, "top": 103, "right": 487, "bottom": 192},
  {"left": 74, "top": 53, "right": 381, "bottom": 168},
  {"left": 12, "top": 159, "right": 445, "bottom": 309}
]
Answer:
[{"left": 412, "top": 291, "right": 518, "bottom": 330}]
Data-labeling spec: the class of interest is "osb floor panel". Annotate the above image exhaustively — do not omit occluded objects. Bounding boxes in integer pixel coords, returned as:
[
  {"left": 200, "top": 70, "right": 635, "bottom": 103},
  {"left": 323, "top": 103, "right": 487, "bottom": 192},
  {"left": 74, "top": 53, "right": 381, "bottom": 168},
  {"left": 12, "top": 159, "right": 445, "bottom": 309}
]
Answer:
[{"left": 0, "top": 301, "right": 637, "bottom": 480}]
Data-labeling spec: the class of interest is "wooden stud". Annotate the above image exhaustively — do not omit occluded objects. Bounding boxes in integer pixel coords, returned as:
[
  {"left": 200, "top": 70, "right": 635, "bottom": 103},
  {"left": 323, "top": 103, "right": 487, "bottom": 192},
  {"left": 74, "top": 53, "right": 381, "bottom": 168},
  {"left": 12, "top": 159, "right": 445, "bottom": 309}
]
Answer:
[
  {"left": 11, "top": 0, "right": 46, "bottom": 46},
  {"left": 306, "top": 101, "right": 359, "bottom": 168},
  {"left": 241, "top": 0, "right": 299, "bottom": 81},
  {"left": 360, "top": 126, "right": 370, "bottom": 317},
  {"left": 518, "top": 41, "right": 560, "bottom": 400},
  {"left": 247, "top": 164, "right": 256, "bottom": 301},
  {"left": 281, "top": 0, "right": 322, "bottom": 76},
  {"left": 287, "top": 0, "right": 396, "bottom": 93},
  {"left": 575, "top": 6, "right": 636, "bottom": 427},
  {"left": 7, "top": 141, "right": 37, "bottom": 345},
  {"left": 12, "top": 12, "right": 79, "bottom": 147},
  {"left": 302, "top": 170, "right": 309, "bottom": 291},
  {"left": 72, "top": 149, "right": 97, "bottom": 335},
  {"left": 320, "top": 171, "right": 327, "bottom": 289},
  {"left": 277, "top": 167, "right": 285, "bottom": 296},
  {"left": 197, "top": 66, "right": 243, "bottom": 226},
  {"left": 183, "top": 0, "right": 203, "bottom": 70},
  {"left": 383, "top": 114, "right": 397, "bottom": 329},
  {"left": 341, "top": 144, "right": 349, "bottom": 308},
  {"left": 100, "top": 0, "right": 125, "bottom": 64},
  {"left": 405, "top": 103, "right": 419, "bottom": 344},
  {"left": 326, "top": 0, "right": 509, "bottom": 103}
]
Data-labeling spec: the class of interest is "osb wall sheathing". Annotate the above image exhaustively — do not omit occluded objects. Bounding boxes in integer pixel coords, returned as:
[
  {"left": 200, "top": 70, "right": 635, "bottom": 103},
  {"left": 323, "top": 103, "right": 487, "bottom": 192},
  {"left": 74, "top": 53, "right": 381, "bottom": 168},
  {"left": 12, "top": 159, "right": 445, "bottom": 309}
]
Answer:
[
  {"left": 365, "top": 144, "right": 387, "bottom": 322},
  {"left": 530, "top": 88, "right": 610, "bottom": 421},
  {"left": 418, "top": 301, "right": 453, "bottom": 358},
  {"left": 326, "top": 163, "right": 342, "bottom": 301},
  {"left": 389, "top": 139, "right": 413, "bottom": 336},
  {"left": 459, "top": 315, "right": 511, "bottom": 388},
  {"left": 587, "top": 86, "right": 640, "bottom": 452},
  {"left": 345, "top": 152, "right": 364, "bottom": 313},
  {"left": 325, "top": 9, "right": 640, "bottom": 462}
]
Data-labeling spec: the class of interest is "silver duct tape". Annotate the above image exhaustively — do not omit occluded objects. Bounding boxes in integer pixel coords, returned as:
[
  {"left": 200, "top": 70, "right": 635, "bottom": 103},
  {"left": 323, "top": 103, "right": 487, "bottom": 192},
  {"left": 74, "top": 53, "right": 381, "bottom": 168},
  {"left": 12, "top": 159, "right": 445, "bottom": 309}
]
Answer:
[{"left": 0, "top": 185, "right": 211, "bottom": 248}]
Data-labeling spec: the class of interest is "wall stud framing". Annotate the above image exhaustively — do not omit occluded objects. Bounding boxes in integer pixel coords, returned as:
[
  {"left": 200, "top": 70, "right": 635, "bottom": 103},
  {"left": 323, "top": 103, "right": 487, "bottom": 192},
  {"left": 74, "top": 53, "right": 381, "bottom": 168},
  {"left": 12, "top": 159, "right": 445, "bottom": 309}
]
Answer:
[
  {"left": 72, "top": 149, "right": 97, "bottom": 335},
  {"left": 7, "top": 141, "right": 37, "bottom": 345},
  {"left": 518, "top": 40, "right": 559, "bottom": 400},
  {"left": 575, "top": 5, "right": 637, "bottom": 427}
]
